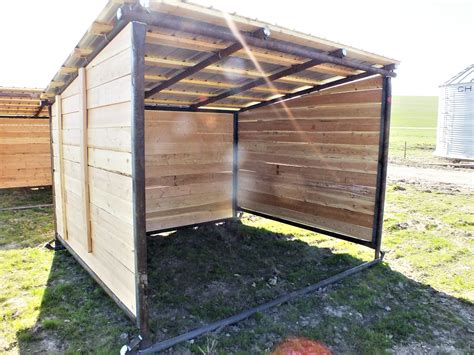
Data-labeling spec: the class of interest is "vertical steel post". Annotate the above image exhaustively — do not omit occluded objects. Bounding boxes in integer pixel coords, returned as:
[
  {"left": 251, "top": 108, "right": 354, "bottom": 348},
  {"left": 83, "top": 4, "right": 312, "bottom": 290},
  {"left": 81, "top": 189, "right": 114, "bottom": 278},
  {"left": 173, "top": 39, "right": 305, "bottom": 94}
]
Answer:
[
  {"left": 47, "top": 103, "right": 59, "bottom": 246},
  {"left": 232, "top": 112, "right": 239, "bottom": 218},
  {"left": 372, "top": 76, "right": 392, "bottom": 259},
  {"left": 131, "top": 21, "right": 150, "bottom": 339}
]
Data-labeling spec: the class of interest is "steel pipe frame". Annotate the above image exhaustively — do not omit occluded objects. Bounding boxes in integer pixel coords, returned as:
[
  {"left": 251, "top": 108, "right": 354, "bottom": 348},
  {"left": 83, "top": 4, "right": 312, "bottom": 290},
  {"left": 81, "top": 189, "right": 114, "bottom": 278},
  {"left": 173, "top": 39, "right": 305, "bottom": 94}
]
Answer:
[
  {"left": 33, "top": 100, "right": 48, "bottom": 117},
  {"left": 192, "top": 49, "right": 347, "bottom": 109},
  {"left": 239, "top": 70, "right": 380, "bottom": 112},
  {"left": 145, "top": 27, "right": 270, "bottom": 100},
  {"left": 131, "top": 21, "right": 151, "bottom": 340},
  {"left": 372, "top": 77, "right": 392, "bottom": 259},
  {"left": 145, "top": 42, "right": 244, "bottom": 99},
  {"left": 0, "top": 115, "right": 49, "bottom": 119},
  {"left": 136, "top": 255, "right": 383, "bottom": 354}
]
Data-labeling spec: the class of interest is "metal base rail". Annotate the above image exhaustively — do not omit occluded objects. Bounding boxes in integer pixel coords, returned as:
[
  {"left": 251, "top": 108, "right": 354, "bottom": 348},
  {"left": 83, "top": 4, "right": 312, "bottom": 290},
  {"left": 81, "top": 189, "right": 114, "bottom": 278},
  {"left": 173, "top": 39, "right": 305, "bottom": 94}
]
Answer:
[
  {"left": 0, "top": 203, "right": 53, "bottom": 212},
  {"left": 126, "top": 255, "right": 383, "bottom": 354}
]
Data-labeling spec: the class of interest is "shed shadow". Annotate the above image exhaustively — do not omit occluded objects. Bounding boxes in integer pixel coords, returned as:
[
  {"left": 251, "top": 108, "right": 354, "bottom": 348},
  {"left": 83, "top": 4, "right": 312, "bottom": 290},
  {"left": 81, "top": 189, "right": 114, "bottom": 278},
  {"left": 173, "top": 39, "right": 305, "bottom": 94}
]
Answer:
[{"left": 13, "top": 220, "right": 474, "bottom": 353}]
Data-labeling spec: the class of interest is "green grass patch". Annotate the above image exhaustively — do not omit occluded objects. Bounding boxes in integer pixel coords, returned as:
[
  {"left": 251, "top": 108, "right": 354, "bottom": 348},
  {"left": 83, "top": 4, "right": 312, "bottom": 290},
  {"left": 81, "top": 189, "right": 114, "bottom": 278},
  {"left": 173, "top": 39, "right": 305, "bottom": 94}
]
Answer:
[{"left": 1, "top": 184, "right": 473, "bottom": 353}]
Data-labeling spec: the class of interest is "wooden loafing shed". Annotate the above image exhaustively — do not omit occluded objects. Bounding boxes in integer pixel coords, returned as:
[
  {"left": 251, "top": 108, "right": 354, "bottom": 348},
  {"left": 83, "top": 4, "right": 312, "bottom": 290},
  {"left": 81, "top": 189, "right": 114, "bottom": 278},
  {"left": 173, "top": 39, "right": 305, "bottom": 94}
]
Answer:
[
  {"left": 43, "top": 0, "right": 398, "bottom": 345},
  {"left": 0, "top": 87, "right": 51, "bottom": 188}
]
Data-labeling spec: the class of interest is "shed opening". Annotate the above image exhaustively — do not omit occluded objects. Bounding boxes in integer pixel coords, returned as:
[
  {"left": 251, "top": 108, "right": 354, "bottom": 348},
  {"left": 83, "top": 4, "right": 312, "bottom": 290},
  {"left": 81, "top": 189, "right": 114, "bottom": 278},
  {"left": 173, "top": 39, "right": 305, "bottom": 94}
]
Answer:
[{"left": 45, "top": 0, "right": 398, "bottom": 349}]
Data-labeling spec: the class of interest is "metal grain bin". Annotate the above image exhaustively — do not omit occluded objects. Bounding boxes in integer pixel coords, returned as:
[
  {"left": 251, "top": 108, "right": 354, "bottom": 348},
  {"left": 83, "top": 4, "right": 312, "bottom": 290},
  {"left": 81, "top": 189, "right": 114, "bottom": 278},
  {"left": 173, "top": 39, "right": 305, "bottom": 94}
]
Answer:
[{"left": 435, "top": 65, "right": 474, "bottom": 160}]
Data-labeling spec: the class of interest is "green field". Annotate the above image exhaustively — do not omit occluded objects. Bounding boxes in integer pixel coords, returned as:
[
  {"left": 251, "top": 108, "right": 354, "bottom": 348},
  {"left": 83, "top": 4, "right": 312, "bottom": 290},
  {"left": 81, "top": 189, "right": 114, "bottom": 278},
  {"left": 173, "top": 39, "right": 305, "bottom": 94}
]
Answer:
[{"left": 389, "top": 96, "right": 439, "bottom": 163}]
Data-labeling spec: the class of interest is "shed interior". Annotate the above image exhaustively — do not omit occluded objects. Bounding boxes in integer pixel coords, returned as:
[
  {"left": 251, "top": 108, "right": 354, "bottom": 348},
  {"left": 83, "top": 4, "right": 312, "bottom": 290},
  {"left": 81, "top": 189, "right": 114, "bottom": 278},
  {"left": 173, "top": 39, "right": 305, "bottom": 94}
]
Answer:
[{"left": 45, "top": 0, "right": 398, "bottom": 340}]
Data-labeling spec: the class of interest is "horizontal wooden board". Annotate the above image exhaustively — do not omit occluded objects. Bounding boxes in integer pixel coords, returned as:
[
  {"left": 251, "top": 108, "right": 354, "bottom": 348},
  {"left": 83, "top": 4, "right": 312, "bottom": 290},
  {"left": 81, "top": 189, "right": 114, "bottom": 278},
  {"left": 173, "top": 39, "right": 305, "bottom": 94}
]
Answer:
[
  {"left": 88, "top": 147, "right": 132, "bottom": 176},
  {"left": 146, "top": 151, "right": 232, "bottom": 166},
  {"left": 87, "top": 74, "right": 131, "bottom": 109},
  {"left": 241, "top": 152, "right": 377, "bottom": 173},
  {"left": 239, "top": 104, "right": 381, "bottom": 120},
  {"left": 239, "top": 141, "right": 379, "bottom": 160},
  {"left": 239, "top": 118, "right": 380, "bottom": 132},
  {"left": 146, "top": 162, "right": 231, "bottom": 178},
  {"left": 88, "top": 101, "right": 131, "bottom": 128},
  {"left": 86, "top": 48, "right": 131, "bottom": 91},
  {"left": 239, "top": 131, "right": 379, "bottom": 145},
  {"left": 147, "top": 207, "right": 232, "bottom": 232},
  {"left": 0, "top": 143, "right": 50, "bottom": 155}
]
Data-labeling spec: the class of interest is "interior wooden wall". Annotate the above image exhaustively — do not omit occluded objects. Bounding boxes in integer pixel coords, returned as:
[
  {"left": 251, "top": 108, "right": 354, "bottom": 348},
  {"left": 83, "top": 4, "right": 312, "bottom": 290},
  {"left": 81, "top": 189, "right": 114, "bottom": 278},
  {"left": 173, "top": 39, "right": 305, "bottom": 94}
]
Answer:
[
  {"left": 145, "top": 110, "right": 233, "bottom": 231},
  {"left": 51, "top": 24, "right": 137, "bottom": 316},
  {"left": 238, "top": 76, "right": 383, "bottom": 241},
  {"left": 0, "top": 118, "right": 51, "bottom": 188}
]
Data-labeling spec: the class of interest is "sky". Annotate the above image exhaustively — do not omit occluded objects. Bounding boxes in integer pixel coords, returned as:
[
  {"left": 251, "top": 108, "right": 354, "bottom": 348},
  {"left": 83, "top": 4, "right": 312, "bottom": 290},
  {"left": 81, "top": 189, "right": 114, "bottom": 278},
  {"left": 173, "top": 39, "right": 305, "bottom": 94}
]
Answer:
[{"left": 1, "top": 0, "right": 473, "bottom": 96}]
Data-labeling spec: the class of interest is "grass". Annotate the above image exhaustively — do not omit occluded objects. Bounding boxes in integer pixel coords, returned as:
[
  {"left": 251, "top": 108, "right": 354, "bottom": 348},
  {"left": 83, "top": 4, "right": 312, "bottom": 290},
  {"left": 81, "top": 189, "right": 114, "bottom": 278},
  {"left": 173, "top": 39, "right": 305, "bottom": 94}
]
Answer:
[
  {"left": 389, "top": 96, "right": 441, "bottom": 163},
  {"left": 1, "top": 184, "right": 473, "bottom": 353}
]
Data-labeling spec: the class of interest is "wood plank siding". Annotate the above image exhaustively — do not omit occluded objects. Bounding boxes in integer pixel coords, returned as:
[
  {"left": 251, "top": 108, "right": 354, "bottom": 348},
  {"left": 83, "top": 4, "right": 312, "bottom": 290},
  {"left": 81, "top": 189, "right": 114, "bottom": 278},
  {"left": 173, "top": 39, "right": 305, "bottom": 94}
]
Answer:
[
  {"left": 145, "top": 110, "right": 233, "bottom": 231},
  {"left": 51, "top": 24, "right": 137, "bottom": 316},
  {"left": 0, "top": 118, "right": 51, "bottom": 188},
  {"left": 238, "top": 76, "right": 383, "bottom": 241}
]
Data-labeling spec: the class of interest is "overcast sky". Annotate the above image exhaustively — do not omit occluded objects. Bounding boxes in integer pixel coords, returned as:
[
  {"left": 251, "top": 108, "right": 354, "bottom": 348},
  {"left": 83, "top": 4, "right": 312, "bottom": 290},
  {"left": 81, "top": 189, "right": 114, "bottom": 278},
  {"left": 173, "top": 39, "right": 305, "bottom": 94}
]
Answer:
[{"left": 1, "top": 0, "right": 472, "bottom": 96}]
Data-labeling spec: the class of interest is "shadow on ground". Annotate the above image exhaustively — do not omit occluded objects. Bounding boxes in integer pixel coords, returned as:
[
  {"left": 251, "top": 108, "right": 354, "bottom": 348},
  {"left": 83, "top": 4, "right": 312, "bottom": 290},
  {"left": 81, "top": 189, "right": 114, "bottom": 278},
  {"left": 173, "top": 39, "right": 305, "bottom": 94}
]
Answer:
[{"left": 12, "top": 220, "right": 473, "bottom": 353}]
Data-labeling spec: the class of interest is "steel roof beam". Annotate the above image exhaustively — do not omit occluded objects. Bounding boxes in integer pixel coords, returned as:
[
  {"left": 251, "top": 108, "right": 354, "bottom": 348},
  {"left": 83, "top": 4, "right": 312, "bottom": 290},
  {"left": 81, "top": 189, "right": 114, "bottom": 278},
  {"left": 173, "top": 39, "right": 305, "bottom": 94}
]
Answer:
[
  {"left": 117, "top": 6, "right": 396, "bottom": 78},
  {"left": 191, "top": 49, "right": 346, "bottom": 109}
]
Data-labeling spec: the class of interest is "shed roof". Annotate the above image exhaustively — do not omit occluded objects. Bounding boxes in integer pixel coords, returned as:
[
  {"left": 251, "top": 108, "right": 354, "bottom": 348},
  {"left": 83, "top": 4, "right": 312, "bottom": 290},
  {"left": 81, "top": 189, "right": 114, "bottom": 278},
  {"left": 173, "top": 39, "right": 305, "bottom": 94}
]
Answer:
[
  {"left": 0, "top": 87, "right": 48, "bottom": 118},
  {"left": 44, "top": 0, "right": 399, "bottom": 111}
]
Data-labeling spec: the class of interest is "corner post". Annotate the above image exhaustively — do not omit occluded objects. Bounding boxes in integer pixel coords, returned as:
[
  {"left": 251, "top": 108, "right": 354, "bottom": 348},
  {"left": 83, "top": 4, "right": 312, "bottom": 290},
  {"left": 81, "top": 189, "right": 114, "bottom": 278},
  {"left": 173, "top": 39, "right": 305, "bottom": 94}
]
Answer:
[
  {"left": 130, "top": 20, "right": 150, "bottom": 339},
  {"left": 232, "top": 112, "right": 239, "bottom": 219},
  {"left": 47, "top": 103, "right": 59, "bottom": 247},
  {"left": 372, "top": 76, "right": 392, "bottom": 259}
]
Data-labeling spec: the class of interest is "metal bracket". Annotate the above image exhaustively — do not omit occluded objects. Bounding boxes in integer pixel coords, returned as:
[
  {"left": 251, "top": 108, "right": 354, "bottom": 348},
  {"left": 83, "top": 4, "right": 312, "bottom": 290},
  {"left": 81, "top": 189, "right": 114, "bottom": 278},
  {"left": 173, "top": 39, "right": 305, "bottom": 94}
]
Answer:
[
  {"left": 44, "top": 237, "right": 66, "bottom": 251},
  {"left": 120, "top": 335, "right": 143, "bottom": 355}
]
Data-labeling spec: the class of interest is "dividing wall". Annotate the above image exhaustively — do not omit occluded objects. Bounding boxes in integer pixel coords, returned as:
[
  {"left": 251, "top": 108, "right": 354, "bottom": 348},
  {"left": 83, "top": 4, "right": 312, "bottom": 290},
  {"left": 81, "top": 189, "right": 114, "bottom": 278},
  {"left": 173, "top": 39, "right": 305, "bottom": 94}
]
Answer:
[
  {"left": 0, "top": 118, "right": 51, "bottom": 188},
  {"left": 51, "top": 24, "right": 137, "bottom": 317},
  {"left": 145, "top": 110, "right": 233, "bottom": 231},
  {"left": 238, "top": 76, "right": 383, "bottom": 242}
]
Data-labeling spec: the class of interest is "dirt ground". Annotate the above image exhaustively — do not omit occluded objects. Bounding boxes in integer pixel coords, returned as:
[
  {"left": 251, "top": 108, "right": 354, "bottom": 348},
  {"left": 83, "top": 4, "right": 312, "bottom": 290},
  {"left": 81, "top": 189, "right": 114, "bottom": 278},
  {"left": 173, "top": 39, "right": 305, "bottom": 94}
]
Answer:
[{"left": 388, "top": 164, "right": 474, "bottom": 188}]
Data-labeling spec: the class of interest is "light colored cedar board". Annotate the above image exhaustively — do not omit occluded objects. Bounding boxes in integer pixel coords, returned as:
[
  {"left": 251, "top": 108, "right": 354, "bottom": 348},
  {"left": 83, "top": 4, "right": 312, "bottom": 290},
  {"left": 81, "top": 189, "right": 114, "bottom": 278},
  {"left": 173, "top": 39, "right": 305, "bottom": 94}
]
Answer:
[
  {"left": 78, "top": 68, "right": 92, "bottom": 253},
  {"left": 239, "top": 118, "right": 380, "bottom": 132},
  {"left": 146, "top": 171, "right": 232, "bottom": 187},
  {"left": 238, "top": 141, "right": 379, "bottom": 159},
  {"left": 239, "top": 104, "right": 382, "bottom": 121},
  {"left": 146, "top": 208, "right": 233, "bottom": 232},
  {"left": 56, "top": 96, "right": 69, "bottom": 240},
  {"left": 147, "top": 189, "right": 232, "bottom": 213},
  {"left": 146, "top": 162, "right": 231, "bottom": 178},
  {"left": 145, "top": 151, "right": 232, "bottom": 166},
  {"left": 238, "top": 131, "right": 380, "bottom": 145}
]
